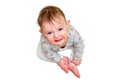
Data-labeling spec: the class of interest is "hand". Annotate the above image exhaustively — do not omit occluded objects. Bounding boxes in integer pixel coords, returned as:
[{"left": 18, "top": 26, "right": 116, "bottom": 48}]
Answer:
[
  {"left": 57, "top": 58, "right": 69, "bottom": 73},
  {"left": 68, "top": 63, "right": 80, "bottom": 78},
  {"left": 62, "top": 56, "right": 69, "bottom": 65},
  {"left": 70, "top": 59, "right": 82, "bottom": 66}
]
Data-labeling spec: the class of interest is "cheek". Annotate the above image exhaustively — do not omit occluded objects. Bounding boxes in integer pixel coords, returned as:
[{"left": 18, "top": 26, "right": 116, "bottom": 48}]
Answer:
[
  {"left": 62, "top": 31, "right": 68, "bottom": 37},
  {"left": 45, "top": 36, "right": 54, "bottom": 42}
]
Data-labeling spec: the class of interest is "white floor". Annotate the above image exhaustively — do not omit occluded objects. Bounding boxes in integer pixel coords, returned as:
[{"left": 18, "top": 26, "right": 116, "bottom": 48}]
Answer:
[{"left": 0, "top": 0, "right": 120, "bottom": 80}]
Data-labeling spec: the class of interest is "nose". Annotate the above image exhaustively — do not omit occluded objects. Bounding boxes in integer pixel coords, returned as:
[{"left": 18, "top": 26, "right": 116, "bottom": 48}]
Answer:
[{"left": 54, "top": 32, "right": 59, "bottom": 38}]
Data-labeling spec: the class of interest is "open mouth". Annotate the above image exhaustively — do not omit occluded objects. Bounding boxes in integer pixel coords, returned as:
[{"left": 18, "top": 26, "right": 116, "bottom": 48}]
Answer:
[{"left": 54, "top": 39, "right": 62, "bottom": 42}]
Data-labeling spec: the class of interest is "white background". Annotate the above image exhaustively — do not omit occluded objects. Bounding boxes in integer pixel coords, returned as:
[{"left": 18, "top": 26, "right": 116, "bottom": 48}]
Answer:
[{"left": 0, "top": 0, "right": 120, "bottom": 80}]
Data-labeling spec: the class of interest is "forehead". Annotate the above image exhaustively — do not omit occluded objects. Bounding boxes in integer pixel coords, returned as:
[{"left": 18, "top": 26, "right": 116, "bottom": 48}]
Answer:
[{"left": 42, "top": 16, "right": 66, "bottom": 29}]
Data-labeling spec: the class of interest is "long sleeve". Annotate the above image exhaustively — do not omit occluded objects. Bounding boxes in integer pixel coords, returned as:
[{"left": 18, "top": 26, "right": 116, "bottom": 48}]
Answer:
[
  {"left": 37, "top": 36, "right": 61, "bottom": 63},
  {"left": 72, "top": 28, "right": 85, "bottom": 60}
]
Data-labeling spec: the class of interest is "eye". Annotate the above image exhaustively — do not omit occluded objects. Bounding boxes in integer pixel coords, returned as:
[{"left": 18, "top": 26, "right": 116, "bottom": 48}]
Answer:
[
  {"left": 47, "top": 32, "right": 52, "bottom": 35},
  {"left": 58, "top": 28, "right": 63, "bottom": 31}
]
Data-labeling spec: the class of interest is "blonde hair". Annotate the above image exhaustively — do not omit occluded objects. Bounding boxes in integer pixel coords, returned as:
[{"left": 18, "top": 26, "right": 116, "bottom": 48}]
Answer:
[{"left": 37, "top": 5, "right": 66, "bottom": 28}]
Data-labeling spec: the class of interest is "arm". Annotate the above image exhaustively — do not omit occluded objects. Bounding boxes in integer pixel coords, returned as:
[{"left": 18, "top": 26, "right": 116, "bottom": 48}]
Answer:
[
  {"left": 72, "top": 28, "right": 85, "bottom": 65},
  {"left": 41, "top": 41, "right": 62, "bottom": 63},
  {"left": 37, "top": 36, "right": 62, "bottom": 63},
  {"left": 37, "top": 40, "right": 69, "bottom": 72},
  {"left": 42, "top": 42, "right": 69, "bottom": 72},
  {"left": 57, "top": 56, "right": 69, "bottom": 73}
]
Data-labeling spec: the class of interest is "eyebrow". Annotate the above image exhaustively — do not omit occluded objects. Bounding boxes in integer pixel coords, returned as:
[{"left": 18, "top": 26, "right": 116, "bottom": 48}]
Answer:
[{"left": 44, "top": 30, "right": 52, "bottom": 33}]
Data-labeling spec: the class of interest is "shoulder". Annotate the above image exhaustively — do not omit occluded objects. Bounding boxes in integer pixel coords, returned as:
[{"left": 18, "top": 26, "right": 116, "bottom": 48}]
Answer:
[
  {"left": 68, "top": 25, "right": 79, "bottom": 33},
  {"left": 68, "top": 25, "right": 75, "bottom": 31},
  {"left": 68, "top": 25, "right": 79, "bottom": 35},
  {"left": 40, "top": 35, "right": 51, "bottom": 48},
  {"left": 40, "top": 35, "right": 59, "bottom": 51},
  {"left": 68, "top": 25, "right": 82, "bottom": 41}
]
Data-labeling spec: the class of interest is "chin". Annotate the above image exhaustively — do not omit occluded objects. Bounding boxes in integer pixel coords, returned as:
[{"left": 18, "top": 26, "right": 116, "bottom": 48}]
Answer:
[
  {"left": 56, "top": 43, "right": 65, "bottom": 47},
  {"left": 54, "top": 40, "right": 66, "bottom": 47},
  {"left": 54, "top": 44, "right": 61, "bottom": 47}
]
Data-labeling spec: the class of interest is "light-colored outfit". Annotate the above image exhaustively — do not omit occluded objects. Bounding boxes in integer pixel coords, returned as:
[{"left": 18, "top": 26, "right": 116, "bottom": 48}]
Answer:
[{"left": 37, "top": 25, "right": 84, "bottom": 63}]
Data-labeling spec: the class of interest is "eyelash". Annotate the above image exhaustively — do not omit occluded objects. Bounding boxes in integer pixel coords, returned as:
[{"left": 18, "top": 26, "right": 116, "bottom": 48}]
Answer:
[
  {"left": 58, "top": 28, "right": 63, "bottom": 31},
  {"left": 47, "top": 28, "right": 63, "bottom": 35},
  {"left": 47, "top": 32, "right": 52, "bottom": 35}
]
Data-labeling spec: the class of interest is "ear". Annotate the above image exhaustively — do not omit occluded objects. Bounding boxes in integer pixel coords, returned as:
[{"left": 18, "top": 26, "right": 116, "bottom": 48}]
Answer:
[
  {"left": 39, "top": 29, "right": 42, "bottom": 33},
  {"left": 66, "top": 20, "right": 70, "bottom": 25},
  {"left": 66, "top": 20, "right": 70, "bottom": 29},
  {"left": 39, "top": 29, "right": 45, "bottom": 36}
]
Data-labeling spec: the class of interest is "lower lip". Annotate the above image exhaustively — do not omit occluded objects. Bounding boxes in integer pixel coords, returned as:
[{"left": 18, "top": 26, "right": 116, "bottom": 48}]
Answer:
[{"left": 55, "top": 39, "right": 62, "bottom": 42}]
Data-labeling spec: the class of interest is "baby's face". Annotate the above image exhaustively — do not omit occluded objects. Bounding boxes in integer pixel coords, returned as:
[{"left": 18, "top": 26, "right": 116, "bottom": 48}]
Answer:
[{"left": 41, "top": 16, "right": 69, "bottom": 47}]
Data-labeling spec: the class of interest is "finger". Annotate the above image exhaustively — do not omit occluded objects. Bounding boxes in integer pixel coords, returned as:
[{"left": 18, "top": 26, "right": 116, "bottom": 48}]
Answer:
[
  {"left": 64, "top": 66, "right": 68, "bottom": 73},
  {"left": 61, "top": 65, "right": 68, "bottom": 73}
]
